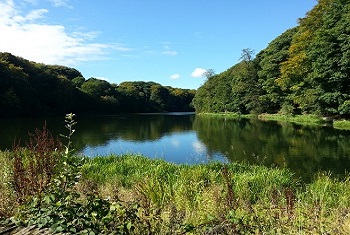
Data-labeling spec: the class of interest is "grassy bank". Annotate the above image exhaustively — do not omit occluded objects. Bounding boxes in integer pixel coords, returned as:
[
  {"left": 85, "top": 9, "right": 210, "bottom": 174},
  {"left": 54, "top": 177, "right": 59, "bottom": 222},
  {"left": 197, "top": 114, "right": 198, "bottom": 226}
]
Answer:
[
  {"left": 81, "top": 155, "right": 350, "bottom": 234},
  {"left": 2, "top": 150, "right": 350, "bottom": 234},
  {"left": 197, "top": 112, "right": 255, "bottom": 119},
  {"left": 200, "top": 112, "right": 350, "bottom": 130},
  {"left": 333, "top": 120, "right": 350, "bottom": 130},
  {"left": 257, "top": 113, "right": 326, "bottom": 126}
]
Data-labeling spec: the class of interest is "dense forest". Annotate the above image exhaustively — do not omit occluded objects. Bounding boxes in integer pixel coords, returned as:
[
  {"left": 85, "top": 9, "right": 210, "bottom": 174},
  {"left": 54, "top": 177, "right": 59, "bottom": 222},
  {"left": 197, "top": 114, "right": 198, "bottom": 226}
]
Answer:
[
  {"left": 193, "top": 0, "right": 350, "bottom": 117},
  {"left": 0, "top": 52, "right": 195, "bottom": 117}
]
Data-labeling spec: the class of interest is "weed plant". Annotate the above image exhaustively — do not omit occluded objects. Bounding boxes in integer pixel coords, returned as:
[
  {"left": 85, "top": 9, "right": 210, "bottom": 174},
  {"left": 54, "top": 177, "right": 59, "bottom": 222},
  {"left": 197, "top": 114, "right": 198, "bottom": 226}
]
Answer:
[{"left": 12, "top": 122, "right": 63, "bottom": 204}]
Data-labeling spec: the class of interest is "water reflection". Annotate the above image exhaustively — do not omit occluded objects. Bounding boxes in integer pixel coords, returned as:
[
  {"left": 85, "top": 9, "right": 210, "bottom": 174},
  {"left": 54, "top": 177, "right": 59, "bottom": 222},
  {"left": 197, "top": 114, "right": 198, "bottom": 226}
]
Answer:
[
  {"left": 193, "top": 116, "right": 350, "bottom": 181},
  {"left": 73, "top": 113, "right": 223, "bottom": 164},
  {"left": 1, "top": 113, "right": 350, "bottom": 181}
]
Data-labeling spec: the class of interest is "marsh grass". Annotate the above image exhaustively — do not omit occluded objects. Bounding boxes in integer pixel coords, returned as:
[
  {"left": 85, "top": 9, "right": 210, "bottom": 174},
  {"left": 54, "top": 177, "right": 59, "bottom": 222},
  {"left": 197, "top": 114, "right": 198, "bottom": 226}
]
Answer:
[
  {"left": 2, "top": 147, "right": 350, "bottom": 233},
  {"left": 258, "top": 114, "right": 325, "bottom": 126},
  {"left": 81, "top": 155, "right": 280, "bottom": 232},
  {"left": 198, "top": 112, "right": 255, "bottom": 119},
  {"left": 334, "top": 120, "right": 350, "bottom": 130},
  {"left": 79, "top": 154, "right": 350, "bottom": 234},
  {"left": 199, "top": 112, "right": 327, "bottom": 126}
]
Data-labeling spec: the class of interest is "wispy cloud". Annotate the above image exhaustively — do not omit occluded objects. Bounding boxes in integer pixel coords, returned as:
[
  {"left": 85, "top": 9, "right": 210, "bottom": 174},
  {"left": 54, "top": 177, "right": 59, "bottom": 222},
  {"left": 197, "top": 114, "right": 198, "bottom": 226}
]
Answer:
[
  {"left": 162, "top": 50, "right": 177, "bottom": 56},
  {"left": 0, "top": 0, "right": 128, "bottom": 65},
  {"left": 169, "top": 73, "right": 181, "bottom": 80},
  {"left": 191, "top": 68, "right": 207, "bottom": 78},
  {"left": 24, "top": 8, "right": 48, "bottom": 21},
  {"left": 49, "top": 0, "right": 72, "bottom": 8},
  {"left": 161, "top": 43, "right": 178, "bottom": 56},
  {"left": 23, "top": 0, "right": 39, "bottom": 5}
]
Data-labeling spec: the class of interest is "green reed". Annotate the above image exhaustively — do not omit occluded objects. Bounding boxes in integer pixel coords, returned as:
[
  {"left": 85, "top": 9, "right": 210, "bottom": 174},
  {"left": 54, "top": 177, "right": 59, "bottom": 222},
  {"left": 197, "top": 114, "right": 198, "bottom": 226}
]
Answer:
[
  {"left": 80, "top": 154, "right": 350, "bottom": 234},
  {"left": 258, "top": 114, "right": 325, "bottom": 125},
  {"left": 333, "top": 120, "right": 350, "bottom": 130}
]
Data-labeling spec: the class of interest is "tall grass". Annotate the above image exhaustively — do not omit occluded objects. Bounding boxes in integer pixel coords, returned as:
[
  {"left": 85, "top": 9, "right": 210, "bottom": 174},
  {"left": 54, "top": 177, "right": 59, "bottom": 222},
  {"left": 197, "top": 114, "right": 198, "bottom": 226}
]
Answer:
[
  {"left": 81, "top": 154, "right": 350, "bottom": 234},
  {"left": 0, "top": 151, "right": 15, "bottom": 218},
  {"left": 2, "top": 151, "right": 350, "bottom": 233}
]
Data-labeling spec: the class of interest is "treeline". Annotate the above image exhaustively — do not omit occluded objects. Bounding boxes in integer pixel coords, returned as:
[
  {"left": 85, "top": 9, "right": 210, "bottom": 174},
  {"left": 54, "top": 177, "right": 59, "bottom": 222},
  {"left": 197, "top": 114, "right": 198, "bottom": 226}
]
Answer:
[
  {"left": 193, "top": 0, "right": 350, "bottom": 117},
  {"left": 0, "top": 52, "right": 195, "bottom": 117}
]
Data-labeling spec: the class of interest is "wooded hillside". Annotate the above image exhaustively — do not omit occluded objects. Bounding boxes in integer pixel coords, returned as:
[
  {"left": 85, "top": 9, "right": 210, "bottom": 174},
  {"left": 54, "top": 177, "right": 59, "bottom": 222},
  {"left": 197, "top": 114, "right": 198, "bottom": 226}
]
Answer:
[
  {"left": 193, "top": 0, "right": 350, "bottom": 117},
  {"left": 0, "top": 52, "right": 195, "bottom": 117}
]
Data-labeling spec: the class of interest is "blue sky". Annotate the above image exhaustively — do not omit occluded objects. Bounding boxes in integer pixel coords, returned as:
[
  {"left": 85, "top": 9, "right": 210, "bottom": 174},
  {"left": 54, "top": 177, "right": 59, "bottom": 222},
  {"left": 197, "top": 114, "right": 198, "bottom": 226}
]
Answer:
[{"left": 0, "top": 0, "right": 317, "bottom": 89}]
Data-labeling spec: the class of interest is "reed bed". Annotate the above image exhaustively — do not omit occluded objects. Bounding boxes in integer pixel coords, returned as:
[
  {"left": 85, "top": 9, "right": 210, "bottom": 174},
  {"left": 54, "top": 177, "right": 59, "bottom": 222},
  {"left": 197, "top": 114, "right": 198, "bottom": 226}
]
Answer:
[
  {"left": 2, "top": 151, "right": 350, "bottom": 234},
  {"left": 333, "top": 120, "right": 350, "bottom": 130},
  {"left": 80, "top": 154, "right": 350, "bottom": 234}
]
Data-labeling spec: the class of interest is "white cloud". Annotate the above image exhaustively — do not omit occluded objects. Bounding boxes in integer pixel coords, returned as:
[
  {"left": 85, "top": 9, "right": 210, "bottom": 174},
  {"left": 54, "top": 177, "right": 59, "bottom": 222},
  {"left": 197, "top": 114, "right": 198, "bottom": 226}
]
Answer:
[
  {"left": 161, "top": 43, "right": 177, "bottom": 56},
  {"left": 0, "top": 0, "right": 125, "bottom": 66},
  {"left": 49, "top": 0, "right": 71, "bottom": 8},
  {"left": 162, "top": 50, "right": 177, "bottom": 56},
  {"left": 112, "top": 44, "right": 133, "bottom": 52},
  {"left": 24, "top": 8, "right": 48, "bottom": 21},
  {"left": 191, "top": 68, "right": 207, "bottom": 78},
  {"left": 169, "top": 73, "right": 180, "bottom": 80},
  {"left": 23, "top": 0, "right": 39, "bottom": 5}
]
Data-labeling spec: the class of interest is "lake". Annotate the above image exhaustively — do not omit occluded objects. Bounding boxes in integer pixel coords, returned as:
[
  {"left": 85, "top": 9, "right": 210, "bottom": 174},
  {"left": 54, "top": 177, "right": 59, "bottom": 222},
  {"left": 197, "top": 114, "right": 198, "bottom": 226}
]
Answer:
[{"left": 1, "top": 113, "right": 350, "bottom": 182}]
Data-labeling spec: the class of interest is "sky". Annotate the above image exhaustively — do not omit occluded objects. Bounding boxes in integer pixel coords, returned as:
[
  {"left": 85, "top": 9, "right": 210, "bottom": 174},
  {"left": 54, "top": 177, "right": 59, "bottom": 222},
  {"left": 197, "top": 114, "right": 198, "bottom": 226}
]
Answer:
[{"left": 0, "top": 0, "right": 317, "bottom": 89}]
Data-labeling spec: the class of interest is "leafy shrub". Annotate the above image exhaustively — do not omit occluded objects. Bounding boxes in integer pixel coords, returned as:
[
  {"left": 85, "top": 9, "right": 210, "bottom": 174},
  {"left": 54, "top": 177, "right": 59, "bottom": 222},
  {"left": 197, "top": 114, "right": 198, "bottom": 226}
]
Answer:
[{"left": 278, "top": 102, "right": 295, "bottom": 115}]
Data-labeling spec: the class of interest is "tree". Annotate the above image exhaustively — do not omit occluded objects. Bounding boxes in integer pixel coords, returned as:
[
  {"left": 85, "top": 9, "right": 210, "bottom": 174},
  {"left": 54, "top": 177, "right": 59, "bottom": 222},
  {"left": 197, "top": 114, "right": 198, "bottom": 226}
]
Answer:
[
  {"left": 81, "top": 78, "right": 115, "bottom": 98},
  {"left": 203, "top": 69, "right": 216, "bottom": 80},
  {"left": 239, "top": 48, "right": 255, "bottom": 62},
  {"left": 232, "top": 49, "right": 261, "bottom": 113},
  {"left": 71, "top": 77, "right": 85, "bottom": 88},
  {"left": 308, "top": 0, "right": 350, "bottom": 115},
  {"left": 256, "top": 27, "right": 298, "bottom": 113},
  {"left": 150, "top": 84, "right": 170, "bottom": 111}
]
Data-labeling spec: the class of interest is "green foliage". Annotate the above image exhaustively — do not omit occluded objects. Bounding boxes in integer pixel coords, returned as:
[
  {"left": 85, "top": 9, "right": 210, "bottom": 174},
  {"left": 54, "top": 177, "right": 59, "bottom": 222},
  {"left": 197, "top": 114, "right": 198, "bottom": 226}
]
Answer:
[
  {"left": 71, "top": 76, "right": 85, "bottom": 88},
  {"left": 0, "top": 53, "right": 91, "bottom": 116},
  {"left": 193, "top": 56, "right": 261, "bottom": 114},
  {"left": 256, "top": 27, "right": 298, "bottom": 113},
  {"left": 81, "top": 78, "right": 115, "bottom": 98},
  {"left": 14, "top": 189, "right": 146, "bottom": 234},
  {"left": 195, "top": 0, "right": 350, "bottom": 118},
  {"left": 117, "top": 81, "right": 195, "bottom": 113},
  {"left": 0, "top": 53, "right": 195, "bottom": 117}
]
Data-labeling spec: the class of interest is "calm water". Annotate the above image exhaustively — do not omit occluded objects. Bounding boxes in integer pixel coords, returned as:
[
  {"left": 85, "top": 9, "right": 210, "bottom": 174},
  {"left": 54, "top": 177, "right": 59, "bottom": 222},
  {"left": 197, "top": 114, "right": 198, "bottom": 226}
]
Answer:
[{"left": 1, "top": 113, "right": 350, "bottom": 182}]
